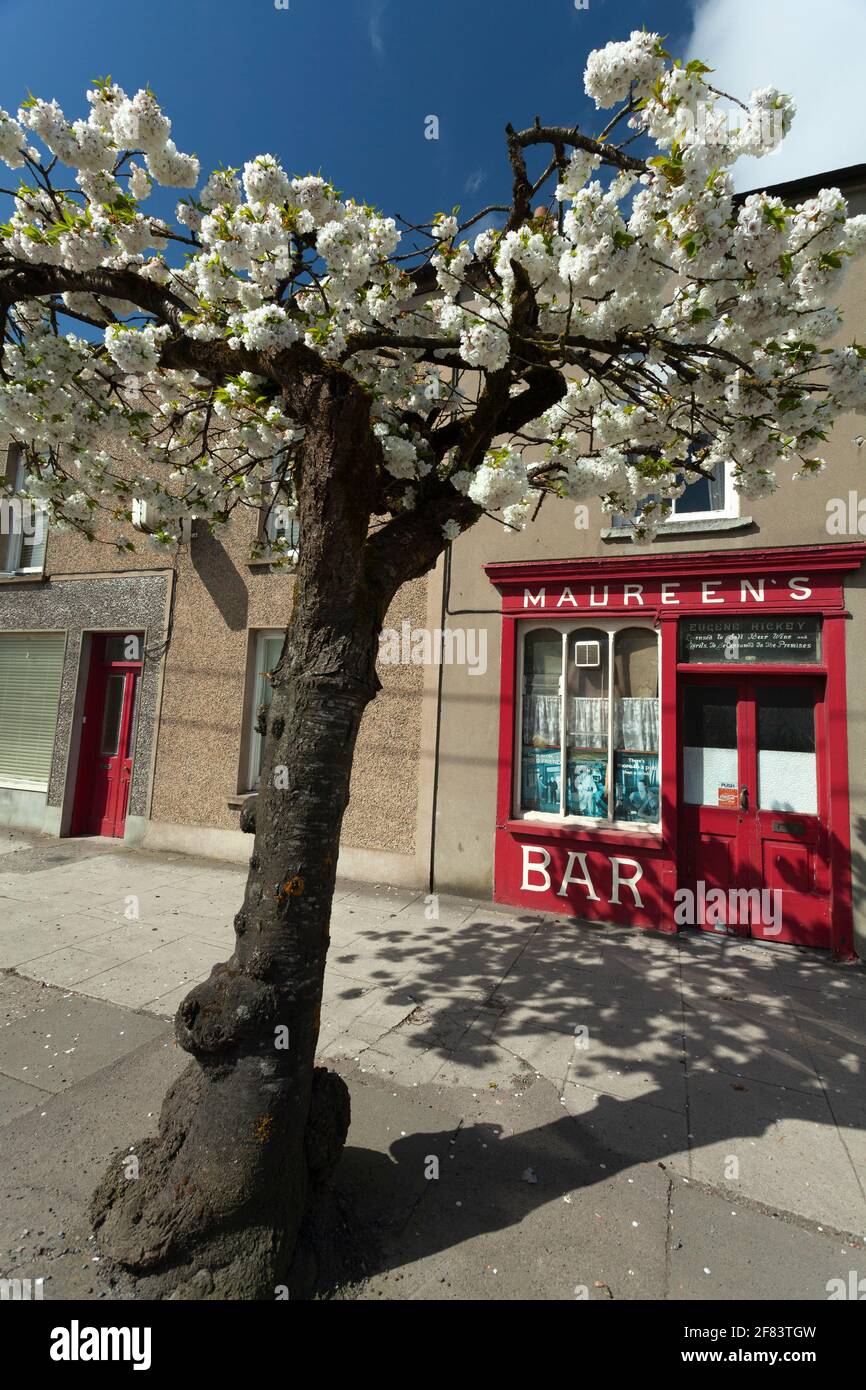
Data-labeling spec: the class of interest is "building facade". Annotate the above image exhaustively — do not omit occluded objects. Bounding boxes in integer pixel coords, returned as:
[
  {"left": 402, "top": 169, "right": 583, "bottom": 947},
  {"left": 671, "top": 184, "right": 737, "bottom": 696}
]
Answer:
[
  {"left": 430, "top": 167, "right": 866, "bottom": 961},
  {"left": 1, "top": 164, "right": 865, "bottom": 959}
]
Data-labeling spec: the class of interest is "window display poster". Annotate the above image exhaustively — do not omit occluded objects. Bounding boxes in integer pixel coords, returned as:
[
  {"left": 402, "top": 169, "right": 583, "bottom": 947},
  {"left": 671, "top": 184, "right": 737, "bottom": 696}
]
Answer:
[
  {"left": 566, "top": 752, "right": 609, "bottom": 819},
  {"left": 521, "top": 747, "right": 561, "bottom": 813},
  {"left": 614, "top": 752, "right": 660, "bottom": 822}
]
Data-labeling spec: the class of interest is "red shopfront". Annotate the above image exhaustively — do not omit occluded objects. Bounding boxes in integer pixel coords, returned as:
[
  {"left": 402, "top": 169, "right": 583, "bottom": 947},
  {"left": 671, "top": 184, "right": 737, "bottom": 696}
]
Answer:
[{"left": 485, "top": 544, "right": 866, "bottom": 960}]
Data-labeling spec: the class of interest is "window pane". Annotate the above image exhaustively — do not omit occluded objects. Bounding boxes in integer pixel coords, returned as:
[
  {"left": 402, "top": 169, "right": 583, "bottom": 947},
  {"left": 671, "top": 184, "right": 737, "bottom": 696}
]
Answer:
[
  {"left": 251, "top": 634, "right": 284, "bottom": 788},
  {"left": 521, "top": 628, "right": 562, "bottom": 813},
  {"left": 100, "top": 674, "right": 125, "bottom": 756},
  {"left": 613, "top": 628, "right": 659, "bottom": 821},
  {"left": 673, "top": 459, "right": 724, "bottom": 515},
  {"left": 756, "top": 686, "right": 817, "bottom": 814},
  {"left": 565, "top": 627, "right": 608, "bottom": 818},
  {"left": 104, "top": 634, "right": 141, "bottom": 662},
  {"left": 683, "top": 684, "right": 738, "bottom": 806}
]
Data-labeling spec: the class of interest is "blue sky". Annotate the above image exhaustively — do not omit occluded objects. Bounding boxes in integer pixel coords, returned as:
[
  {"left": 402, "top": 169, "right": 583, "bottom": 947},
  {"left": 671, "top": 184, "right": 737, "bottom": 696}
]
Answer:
[{"left": 1, "top": 0, "right": 863, "bottom": 225}]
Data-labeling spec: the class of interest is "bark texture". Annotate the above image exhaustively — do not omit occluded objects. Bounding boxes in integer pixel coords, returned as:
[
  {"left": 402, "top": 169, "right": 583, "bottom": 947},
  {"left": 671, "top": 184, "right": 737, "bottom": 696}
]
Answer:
[{"left": 91, "top": 374, "right": 394, "bottom": 1298}]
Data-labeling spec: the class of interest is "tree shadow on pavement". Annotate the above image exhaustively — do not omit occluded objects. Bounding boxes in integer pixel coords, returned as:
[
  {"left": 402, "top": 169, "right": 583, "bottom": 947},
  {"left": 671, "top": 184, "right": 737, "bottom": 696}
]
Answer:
[{"left": 317, "top": 901, "right": 866, "bottom": 1293}]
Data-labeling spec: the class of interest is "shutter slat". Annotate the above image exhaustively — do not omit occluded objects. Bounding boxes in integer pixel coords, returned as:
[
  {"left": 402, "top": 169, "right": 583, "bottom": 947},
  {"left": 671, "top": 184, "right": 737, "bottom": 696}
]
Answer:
[{"left": 0, "top": 634, "right": 65, "bottom": 788}]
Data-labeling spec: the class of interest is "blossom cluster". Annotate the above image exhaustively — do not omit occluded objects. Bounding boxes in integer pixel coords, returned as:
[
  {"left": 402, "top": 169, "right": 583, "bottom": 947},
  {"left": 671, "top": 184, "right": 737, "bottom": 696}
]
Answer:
[{"left": 0, "top": 36, "right": 865, "bottom": 549}]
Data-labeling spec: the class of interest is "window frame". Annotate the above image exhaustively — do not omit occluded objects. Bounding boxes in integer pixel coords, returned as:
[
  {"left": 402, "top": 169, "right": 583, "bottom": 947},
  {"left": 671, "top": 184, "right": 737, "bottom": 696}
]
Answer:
[
  {"left": 258, "top": 455, "right": 300, "bottom": 562},
  {"left": 245, "top": 628, "right": 284, "bottom": 792},
  {"left": 0, "top": 446, "right": 48, "bottom": 577},
  {"left": 515, "top": 616, "right": 662, "bottom": 832},
  {"left": 664, "top": 458, "right": 739, "bottom": 525}
]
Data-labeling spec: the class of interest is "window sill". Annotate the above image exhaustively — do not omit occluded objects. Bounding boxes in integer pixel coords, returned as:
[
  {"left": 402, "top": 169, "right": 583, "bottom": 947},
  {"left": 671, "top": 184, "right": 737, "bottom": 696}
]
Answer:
[
  {"left": 0, "top": 571, "right": 46, "bottom": 583},
  {"left": 601, "top": 516, "right": 753, "bottom": 542},
  {"left": 227, "top": 794, "right": 257, "bottom": 809},
  {"left": 248, "top": 554, "right": 298, "bottom": 570},
  {"left": 503, "top": 818, "right": 664, "bottom": 850}
]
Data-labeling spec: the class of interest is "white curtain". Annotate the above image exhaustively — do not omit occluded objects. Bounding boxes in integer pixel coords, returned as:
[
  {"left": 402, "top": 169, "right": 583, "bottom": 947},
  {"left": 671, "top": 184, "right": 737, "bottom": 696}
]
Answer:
[
  {"left": 614, "top": 696, "right": 659, "bottom": 752},
  {"left": 524, "top": 693, "right": 659, "bottom": 753},
  {"left": 523, "top": 693, "right": 560, "bottom": 746},
  {"left": 567, "top": 696, "right": 608, "bottom": 748}
]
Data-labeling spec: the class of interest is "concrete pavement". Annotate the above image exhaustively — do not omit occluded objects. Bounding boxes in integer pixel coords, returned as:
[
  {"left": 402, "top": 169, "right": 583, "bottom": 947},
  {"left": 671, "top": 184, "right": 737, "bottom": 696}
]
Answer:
[{"left": 1, "top": 828, "right": 865, "bottom": 1299}]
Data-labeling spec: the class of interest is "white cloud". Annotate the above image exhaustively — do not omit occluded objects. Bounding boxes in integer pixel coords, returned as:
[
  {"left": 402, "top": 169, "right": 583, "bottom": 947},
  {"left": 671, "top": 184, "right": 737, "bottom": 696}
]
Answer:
[
  {"left": 368, "top": 0, "right": 388, "bottom": 59},
  {"left": 688, "top": 0, "right": 866, "bottom": 190}
]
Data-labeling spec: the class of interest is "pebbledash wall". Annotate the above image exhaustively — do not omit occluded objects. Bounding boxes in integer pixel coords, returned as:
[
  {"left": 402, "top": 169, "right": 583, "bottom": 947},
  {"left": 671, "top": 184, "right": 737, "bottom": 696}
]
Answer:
[{"left": 431, "top": 164, "right": 866, "bottom": 961}]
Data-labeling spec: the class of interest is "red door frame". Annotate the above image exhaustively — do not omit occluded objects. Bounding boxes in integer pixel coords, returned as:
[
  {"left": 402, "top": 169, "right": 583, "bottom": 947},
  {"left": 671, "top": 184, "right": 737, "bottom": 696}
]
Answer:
[
  {"left": 71, "top": 633, "right": 144, "bottom": 838},
  {"left": 485, "top": 544, "right": 865, "bottom": 960}
]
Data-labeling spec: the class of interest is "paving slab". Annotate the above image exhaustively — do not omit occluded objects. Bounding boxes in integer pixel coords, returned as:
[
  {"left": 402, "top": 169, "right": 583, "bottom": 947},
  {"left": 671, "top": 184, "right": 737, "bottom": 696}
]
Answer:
[
  {"left": 668, "top": 1180, "right": 864, "bottom": 1301},
  {"left": 0, "top": 979, "right": 167, "bottom": 1094}
]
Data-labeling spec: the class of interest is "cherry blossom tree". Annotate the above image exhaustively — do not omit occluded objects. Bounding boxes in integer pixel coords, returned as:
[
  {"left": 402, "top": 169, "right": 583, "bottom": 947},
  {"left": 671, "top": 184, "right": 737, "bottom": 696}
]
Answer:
[{"left": 2, "top": 32, "right": 865, "bottom": 1297}]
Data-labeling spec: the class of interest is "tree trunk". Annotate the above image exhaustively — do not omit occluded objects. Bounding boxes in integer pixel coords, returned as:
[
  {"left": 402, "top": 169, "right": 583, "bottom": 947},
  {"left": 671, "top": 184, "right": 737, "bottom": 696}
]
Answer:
[{"left": 91, "top": 376, "right": 389, "bottom": 1299}]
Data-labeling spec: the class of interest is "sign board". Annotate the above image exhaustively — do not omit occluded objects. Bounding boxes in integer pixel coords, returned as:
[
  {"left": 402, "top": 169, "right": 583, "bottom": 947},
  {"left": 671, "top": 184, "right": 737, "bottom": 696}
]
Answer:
[{"left": 679, "top": 616, "right": 821, "bottom": 665}]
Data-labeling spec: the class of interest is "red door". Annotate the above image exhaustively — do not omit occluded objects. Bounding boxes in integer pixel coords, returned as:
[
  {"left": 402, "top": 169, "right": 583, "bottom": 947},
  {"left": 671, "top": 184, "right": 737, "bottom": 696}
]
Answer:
[
  {"left": 680, "top": 676, "right": 830, "bottom": 947},
  {"left": 72, "top": 635, "right": 143, "bottom": 838}
]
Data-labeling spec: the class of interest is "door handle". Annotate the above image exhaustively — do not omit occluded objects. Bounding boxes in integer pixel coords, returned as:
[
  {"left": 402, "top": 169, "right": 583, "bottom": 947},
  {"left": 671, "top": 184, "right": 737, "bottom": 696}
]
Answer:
[{"left": 739, "top": 786, "right": 749, "bottom": 811}]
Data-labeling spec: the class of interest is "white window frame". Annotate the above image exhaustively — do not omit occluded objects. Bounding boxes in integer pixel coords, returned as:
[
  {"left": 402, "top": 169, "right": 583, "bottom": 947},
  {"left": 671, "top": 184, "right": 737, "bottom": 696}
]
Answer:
[
  {"left": 264, "top": 501, "right": 300, "bottom": 558},
  {"left": 515, "top": 617, "right": 661, "bottom": 832},
  {"left": 260, "top": 454, "right": 299, "bottom": 561},
  {"left": 0, "top": 448, "right": 48, "bottom": 577},
  {"left": 663, "top": 459, "right": 739, "bottom": 525},
  {"left": 131, "top": 499, "right": 193, "bottom": 545},
  {"left": 246, "top": 629, "right": 284, "bottom": 792}
]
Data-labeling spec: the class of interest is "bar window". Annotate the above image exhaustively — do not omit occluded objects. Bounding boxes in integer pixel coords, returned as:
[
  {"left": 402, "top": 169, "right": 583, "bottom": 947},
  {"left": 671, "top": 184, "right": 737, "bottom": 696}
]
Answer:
[
  {"left": 565, "top": 627, "right": 609, "bottom": 819},
  {"left": 518, "top": 621, "right": 660, "bottom": 827},
  {"left": 520, "top": 628, "right": 562, "bottom": 813},
  {"left": 613, "top": 628, "right": 660, "bottom": 822}
]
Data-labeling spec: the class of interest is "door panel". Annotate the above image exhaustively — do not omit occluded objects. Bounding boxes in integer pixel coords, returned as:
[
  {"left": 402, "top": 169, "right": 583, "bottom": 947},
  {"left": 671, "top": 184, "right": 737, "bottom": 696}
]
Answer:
[
  {"left": 679, "top": 676, "right": 830, "bottom": 948},
  {"left": 72, "top": 637, "right": 142, "bottom": 838},
  {"left": 752, "top": 682, "right": 828, "bottom": 947},
  {"left": 681, "top": 683, "right": 748, "bottom": 934}
]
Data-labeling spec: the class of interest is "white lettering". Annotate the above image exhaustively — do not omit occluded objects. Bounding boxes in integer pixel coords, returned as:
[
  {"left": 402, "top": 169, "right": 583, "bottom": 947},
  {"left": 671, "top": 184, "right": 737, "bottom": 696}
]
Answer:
[
  {"left": 589, "top": 584, "right": 609, "bottom": 607},
  {"left": 556, "top": 850, "right": 600, "bottom": 901},
  {"left": 521, "top": 845, "right": 551, "bottom": 892},
  {"left": 623, "top": 583, "right": 644, "bottom": 606},
  {"left": 740, "top": 578, "right": 765, "bottom": 603},
  {"left": 788, "top": 575, "right": 812, "bottom": 601},
  {"left": 661, "top": 582, "right": 680, "bottom": 605},
  {"left": 609, "top": 857, "right": 644, "bottom": 907},
  {"left": 524, "top": 588, "right": 546, "bottom": 608},
  {"left": 556, "top": 587, "right": 578, "bottom": 608},
  {"left": 702, "top": 580, "right": 724, "bottom": 605}
]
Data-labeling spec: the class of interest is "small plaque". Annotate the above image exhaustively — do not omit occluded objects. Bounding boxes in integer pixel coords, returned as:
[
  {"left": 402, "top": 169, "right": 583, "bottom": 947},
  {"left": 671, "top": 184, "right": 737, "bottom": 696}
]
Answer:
[
  {"left": 771, "top": 820, "right": 807, "bottom": 835},
  {"left": 718, "top": 786, "right": 739, "bottom": 808}
]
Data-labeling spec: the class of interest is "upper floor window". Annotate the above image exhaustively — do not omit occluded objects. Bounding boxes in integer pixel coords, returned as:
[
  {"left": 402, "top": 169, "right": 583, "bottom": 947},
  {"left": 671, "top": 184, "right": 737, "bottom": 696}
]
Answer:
[
  {"left": 259, "top": 456, "right": 299, "bottom": 561},
  {"left": 0, "top": 445, "right": 48, "bottom": 576},
  {"left": 613, "top": 456, "right": 739, "bottom": 531},
  {"left": 519, "top": 621, "right": 660, "bottom": 827}
]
